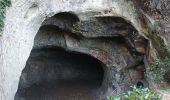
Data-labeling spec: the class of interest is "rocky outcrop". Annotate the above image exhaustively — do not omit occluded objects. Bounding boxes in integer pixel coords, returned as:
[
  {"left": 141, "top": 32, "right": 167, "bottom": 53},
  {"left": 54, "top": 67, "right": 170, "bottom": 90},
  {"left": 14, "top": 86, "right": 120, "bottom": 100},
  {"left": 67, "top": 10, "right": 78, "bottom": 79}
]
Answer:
[
  {"left": 21, "top": 15, "right": 148, "bottom": 100},
  {"left": 0, "top": 0, "right": 169, "bottom": 100}
]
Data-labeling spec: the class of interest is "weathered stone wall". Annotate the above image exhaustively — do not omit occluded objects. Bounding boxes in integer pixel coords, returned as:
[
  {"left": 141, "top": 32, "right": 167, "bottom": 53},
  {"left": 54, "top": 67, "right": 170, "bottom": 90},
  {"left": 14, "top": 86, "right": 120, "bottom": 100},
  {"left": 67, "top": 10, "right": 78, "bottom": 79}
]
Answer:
[
  {"left": 30, "top": 17, "right": 146, "bottom": 98},
  {"left": 0, "top": 0, "right": 168, "bottom": 100}
]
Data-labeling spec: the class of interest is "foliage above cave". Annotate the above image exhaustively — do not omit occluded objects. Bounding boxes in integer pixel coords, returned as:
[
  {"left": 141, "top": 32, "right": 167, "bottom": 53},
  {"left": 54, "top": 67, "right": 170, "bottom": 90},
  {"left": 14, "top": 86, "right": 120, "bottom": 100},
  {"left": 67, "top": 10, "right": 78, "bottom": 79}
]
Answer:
[{"left": 0, "top": 0, "right": 11, "bottom": 32}]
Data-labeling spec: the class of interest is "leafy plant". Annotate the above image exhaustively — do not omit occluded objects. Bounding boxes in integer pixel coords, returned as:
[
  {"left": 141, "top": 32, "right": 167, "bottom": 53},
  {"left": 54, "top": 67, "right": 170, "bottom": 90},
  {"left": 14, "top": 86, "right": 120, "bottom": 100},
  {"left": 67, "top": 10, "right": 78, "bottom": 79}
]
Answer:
[
  {"left": 108, "top": 86, "right": 161, "bottom": 100},
  {"left": 146, "top": 57, "right": 170, "bottom": 82},
  {"left": 0, "top": 0, "right": 11, "bottom": 32}
]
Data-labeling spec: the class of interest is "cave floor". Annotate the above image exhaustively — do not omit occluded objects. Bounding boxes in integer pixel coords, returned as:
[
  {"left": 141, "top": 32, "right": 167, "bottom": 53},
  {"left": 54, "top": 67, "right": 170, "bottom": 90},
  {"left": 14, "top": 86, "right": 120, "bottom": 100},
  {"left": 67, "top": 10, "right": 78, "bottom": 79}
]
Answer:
[{"left": 18, "top": 79, "right": 104, "bottom": 100}]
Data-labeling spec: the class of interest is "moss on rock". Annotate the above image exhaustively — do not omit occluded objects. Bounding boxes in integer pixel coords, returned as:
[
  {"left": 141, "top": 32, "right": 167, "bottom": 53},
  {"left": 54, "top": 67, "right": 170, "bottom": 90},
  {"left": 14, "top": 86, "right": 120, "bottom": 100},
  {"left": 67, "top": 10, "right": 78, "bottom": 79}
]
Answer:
[{"left": 0, "top": 0, "right": 11, "bottom": 32}]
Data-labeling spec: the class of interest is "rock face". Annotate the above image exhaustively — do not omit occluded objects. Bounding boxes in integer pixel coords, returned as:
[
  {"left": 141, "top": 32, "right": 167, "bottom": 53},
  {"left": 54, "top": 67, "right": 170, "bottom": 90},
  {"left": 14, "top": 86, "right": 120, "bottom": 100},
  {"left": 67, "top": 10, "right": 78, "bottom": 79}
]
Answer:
[{"left": 0, "top": 0, "right": 169, "bottom": 100}]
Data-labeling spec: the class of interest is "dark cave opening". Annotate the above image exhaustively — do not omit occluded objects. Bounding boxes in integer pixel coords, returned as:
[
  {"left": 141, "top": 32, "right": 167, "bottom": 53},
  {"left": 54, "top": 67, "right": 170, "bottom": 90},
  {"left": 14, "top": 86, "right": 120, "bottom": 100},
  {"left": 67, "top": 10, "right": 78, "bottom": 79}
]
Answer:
[
  {"left": 14, "top": 12, "right": 148, "bottom": 100},
  {"left": 15, "top": 47, "right": 105, "bottom": 100}
]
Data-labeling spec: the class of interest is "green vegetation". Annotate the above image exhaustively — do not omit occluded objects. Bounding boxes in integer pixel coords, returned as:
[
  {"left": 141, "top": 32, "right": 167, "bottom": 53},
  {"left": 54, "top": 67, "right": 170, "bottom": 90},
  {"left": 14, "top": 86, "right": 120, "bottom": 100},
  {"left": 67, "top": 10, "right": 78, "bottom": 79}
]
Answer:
[
  {"left": 146, "top": 57, "right": 170, "bottom": 82},
  {"left": 149, "top": 32, "right": 170, "bottom": 59},
  {"left": 108, "top": 86, "right": 161, "bottom": 100},
  {"left": 0, "top": 0, "right": 11, "bottom": 32}
]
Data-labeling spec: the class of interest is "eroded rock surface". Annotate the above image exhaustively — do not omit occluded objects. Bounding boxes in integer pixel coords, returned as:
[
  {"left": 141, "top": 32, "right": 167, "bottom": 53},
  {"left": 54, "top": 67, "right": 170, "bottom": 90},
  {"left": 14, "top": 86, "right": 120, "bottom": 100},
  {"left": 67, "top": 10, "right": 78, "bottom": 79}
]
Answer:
[
  {"left": 0, "top": 0, "right": 169, "bottom": 100},
  {"left": 14, "top": 13, "right": 148, "bottom": 100}
]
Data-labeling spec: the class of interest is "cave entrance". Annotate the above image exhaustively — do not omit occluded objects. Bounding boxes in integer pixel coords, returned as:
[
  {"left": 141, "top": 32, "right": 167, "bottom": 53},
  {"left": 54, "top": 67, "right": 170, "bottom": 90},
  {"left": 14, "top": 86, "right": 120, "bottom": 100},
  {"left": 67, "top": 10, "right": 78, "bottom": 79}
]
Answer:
[
  {"left": 15, "top": 47, "right": 105, "bottom": 100},
  {"left": 14, "top": 12, "right": 147, "bottom": 100}
]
